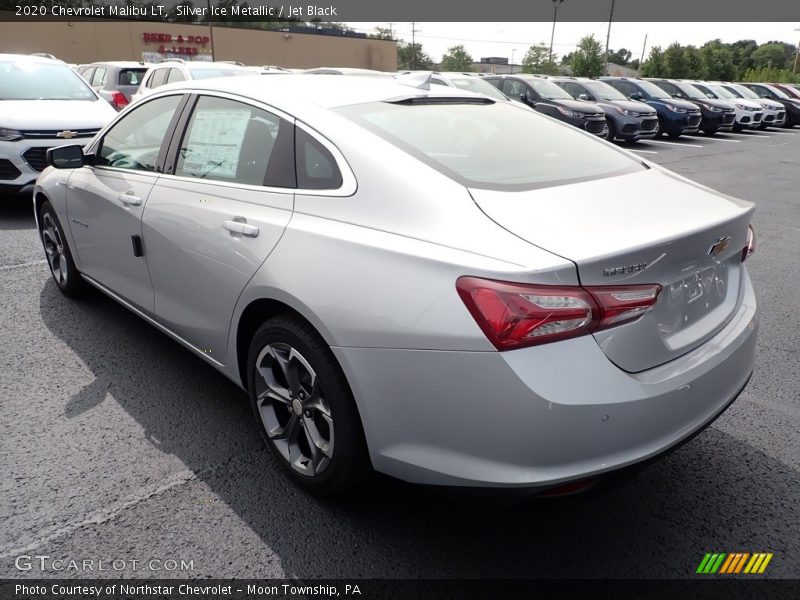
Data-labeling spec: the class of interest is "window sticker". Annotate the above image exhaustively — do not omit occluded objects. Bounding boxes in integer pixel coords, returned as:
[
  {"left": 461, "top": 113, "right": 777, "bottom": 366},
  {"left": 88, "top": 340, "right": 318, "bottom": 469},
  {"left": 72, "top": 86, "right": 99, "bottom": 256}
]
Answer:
[{"left": 181, "top": 108, "right": 251, "bottom": 179}]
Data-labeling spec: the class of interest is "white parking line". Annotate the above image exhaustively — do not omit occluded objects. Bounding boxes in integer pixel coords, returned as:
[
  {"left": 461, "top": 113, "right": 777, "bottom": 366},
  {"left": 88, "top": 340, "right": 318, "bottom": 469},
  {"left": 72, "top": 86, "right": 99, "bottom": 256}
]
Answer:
[
  {"left": 629, "top": 149, "right": 659, "bottom": 154},
  {"left": 725, "top": 131, "right": 770, "bottom": 138},
  {"left": 760, "top": 130, "right": 798, "bottom": 135},
  {"left": 703, "top": 137, "right": 740, "bottom": 143},
  {"left": 647, "top": 139, "right": 705, "bottom": 148}
]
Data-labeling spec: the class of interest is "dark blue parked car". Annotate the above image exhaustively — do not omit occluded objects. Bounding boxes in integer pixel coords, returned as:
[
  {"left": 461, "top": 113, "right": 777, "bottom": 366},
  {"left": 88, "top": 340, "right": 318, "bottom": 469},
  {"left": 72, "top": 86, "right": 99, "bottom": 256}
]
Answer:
[{"left": 600, "top": 77, "right": 702, "bottom": 139}]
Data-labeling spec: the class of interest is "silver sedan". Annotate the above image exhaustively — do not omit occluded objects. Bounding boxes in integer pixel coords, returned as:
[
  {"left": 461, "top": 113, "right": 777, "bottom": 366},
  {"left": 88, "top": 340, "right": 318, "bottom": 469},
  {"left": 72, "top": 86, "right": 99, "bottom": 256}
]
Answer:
[{"left": 34, "top": 75, "right": 758, "bottom": 496}]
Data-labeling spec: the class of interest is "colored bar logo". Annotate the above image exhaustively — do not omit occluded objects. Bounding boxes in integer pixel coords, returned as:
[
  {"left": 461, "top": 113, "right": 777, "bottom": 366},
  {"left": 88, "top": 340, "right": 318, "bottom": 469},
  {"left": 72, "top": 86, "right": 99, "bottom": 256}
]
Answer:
[{"left": 696, "top": 552, "right": 773, "bottom": 574}]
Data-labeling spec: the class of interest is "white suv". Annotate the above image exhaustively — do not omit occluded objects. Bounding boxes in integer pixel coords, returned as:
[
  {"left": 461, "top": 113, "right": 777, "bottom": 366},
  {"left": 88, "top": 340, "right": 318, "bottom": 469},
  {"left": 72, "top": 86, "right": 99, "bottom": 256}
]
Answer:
[
  {"left": 0, "top": 54, "right": 116, "bottom": 197},
  {"left": 130, "top": 60, "right": 252, "bottom": 104}
]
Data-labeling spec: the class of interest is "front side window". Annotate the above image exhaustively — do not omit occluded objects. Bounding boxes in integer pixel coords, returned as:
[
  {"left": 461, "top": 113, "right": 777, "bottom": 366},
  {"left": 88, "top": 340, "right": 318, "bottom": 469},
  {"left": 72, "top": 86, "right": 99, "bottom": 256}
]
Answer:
[
  {"left": 337, "top": 101, "right": 643, "bottom": 192},
  {"left": 175, "top": 95, "right": 295, "bottom": 188},
  {"left": 656, "top": 81, "right": 681, "bottom": 97},
  {"left": 166, "top": 68, "right": 186, "bottom": 84},
  {"left": 96, "top": 95, "right": 183, "bottom": 172},
  {"left": 502, "top": 79, "right": 525, "bottom": 98}
]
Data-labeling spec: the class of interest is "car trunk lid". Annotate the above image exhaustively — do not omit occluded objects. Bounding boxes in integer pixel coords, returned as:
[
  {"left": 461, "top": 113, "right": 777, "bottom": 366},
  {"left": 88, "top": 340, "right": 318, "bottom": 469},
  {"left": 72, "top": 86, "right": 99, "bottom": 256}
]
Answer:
[{"left": 469, "top": 168, "right": 754, "bottom": 372}]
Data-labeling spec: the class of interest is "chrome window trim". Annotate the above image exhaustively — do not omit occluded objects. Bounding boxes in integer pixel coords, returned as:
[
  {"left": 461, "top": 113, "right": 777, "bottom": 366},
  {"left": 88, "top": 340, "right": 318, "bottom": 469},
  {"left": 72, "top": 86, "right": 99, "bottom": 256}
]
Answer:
[{"left": 87, "top": 88, "right": 357, "bottom": 197}]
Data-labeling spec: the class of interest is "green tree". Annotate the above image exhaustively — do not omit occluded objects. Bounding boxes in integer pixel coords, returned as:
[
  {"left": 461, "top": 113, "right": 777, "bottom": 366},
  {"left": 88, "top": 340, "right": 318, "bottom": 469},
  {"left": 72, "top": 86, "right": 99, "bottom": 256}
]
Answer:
[
  {"left": 641, "top": 46, "right": 667, "bottom": 77},
  {"left": 371, "top": 26, "right": 397, "bottom": 41},
  {"left": 700, "top": 40, "right": 736, "bottom": 81},
  {"left": 663, "top": 42, "right": 688, "bottom": 78},
  {"left": 683, "top": 46, "right": 705, "bottom": 80},
  {"left": 730, "top": 39, "right": 758, "bottom": 77},
  {"left": 751, "top": 43, "right": 792, "bottom": 70},
  {"left": 397, "top": 43, "right": 433, "bottom": 70},
  {"left": 521, "top": 43, "right": 557, "bottom": 74},
  {"left": 572, "top": 34, "right": 605, "bottom": 77},
  {"left": 439, "top": 45, "right": 474, "bottom": 72},
  {"left": 607, "top": 48, "right": 632, "bottom": 65}
]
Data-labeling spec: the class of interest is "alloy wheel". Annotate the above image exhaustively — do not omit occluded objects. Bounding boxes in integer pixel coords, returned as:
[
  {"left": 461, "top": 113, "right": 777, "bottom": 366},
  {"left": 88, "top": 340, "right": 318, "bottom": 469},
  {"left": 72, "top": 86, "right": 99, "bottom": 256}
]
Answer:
[
  {"left": 41, "top": 212, "right": 68, "bottom": 287},
  {"left": 254, "top": 342, "right": 334, "bottom": 477}
]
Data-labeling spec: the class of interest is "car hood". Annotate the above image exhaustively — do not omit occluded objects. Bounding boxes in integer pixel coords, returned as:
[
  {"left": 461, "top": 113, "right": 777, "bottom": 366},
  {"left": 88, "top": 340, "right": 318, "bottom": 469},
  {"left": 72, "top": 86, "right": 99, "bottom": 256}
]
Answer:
[
  {"left": 757, "top": 98, "right": 786, "bottom": 109},
  {"left": 730, "top": 98, "right": 763, "bottom": 110},
  {"left": 605, "top": 99, "right": 657, "bottom": 114},
  {"left": 690, "top": 97, "right": 735, "bottom": 110},
  {"left": 648, "top": 97, "right": 699, "bottom": 111},
  {"left": 545, "top": 97, "right": 604, "bottom": 114},
  {"left": 0, "top": 99, "right": 116, "bottom": 130}
]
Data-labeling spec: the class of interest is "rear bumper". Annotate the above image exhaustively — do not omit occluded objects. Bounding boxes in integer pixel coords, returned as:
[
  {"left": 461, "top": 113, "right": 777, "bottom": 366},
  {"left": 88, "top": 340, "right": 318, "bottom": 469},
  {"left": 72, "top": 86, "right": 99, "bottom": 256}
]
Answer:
[{"left": 335, "top": 270, "right": 758, "bottom": 488}]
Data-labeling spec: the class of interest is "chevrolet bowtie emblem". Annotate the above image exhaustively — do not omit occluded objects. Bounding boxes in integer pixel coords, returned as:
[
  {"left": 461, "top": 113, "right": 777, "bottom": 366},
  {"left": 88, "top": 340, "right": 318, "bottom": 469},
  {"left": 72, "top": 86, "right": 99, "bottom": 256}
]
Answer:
[
  {"left": 57, "top": 130, "right": 78, "bottom": 139},
  {"left": 708, "top": 236, "right": 731, "bottom": 257}
]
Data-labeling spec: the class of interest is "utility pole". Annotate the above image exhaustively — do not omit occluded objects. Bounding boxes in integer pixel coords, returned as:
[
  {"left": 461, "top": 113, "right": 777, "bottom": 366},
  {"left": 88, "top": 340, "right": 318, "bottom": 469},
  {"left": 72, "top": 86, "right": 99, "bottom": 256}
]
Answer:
[
  {"left": 638, "top": 33, "right": 648, "bottom": 76},
  {"left": 604, "top": 0, "right": 615, "bottom": 76},
  {"left": 511, "top": 48, "right": 516, "bottom": 74},
  {"left": 549, "top": 0, "right": 564, "bottom": 68},
  {"left": 794, "top": 28, "right": 800, "bottom": 75},
  {"left": 411, "top": 21, "right": 420, "bottom": 70}
]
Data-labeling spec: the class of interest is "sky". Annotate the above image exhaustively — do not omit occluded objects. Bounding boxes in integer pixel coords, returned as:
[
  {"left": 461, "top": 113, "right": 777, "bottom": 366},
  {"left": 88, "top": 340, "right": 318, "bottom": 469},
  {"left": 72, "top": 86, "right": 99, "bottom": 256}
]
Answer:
[{"left": 345, "top": 22, "right": 800, "bottom": 64}]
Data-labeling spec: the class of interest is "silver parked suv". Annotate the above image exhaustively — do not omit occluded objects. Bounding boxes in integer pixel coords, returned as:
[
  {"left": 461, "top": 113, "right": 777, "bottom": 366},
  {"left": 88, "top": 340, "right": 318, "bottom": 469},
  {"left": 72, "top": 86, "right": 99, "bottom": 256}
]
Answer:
[{"left": 35, "top": 76, "right": 758, "bottom": 495}]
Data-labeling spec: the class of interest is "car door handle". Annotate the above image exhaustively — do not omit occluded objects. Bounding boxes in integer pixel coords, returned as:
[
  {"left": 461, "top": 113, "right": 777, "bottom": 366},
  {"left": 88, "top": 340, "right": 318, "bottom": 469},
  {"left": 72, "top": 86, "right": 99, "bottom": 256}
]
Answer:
[
  {"left": 223, "top": 220, "right": 259, "bottom": 237},
  {"left": 119, "top": 193, "right": 142, "bottom": 206}
]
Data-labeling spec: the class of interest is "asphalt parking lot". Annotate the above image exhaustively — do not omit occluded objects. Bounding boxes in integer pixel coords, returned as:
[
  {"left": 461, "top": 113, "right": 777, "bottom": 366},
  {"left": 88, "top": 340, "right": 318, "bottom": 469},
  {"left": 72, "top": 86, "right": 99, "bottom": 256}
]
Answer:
[{"left": 1, "top": 127, "right": 799, "bottom": 580}]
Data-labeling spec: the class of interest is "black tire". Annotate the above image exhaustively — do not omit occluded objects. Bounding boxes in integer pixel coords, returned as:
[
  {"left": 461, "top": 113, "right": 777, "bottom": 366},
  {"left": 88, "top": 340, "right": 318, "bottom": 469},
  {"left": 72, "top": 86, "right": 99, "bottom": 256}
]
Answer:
[
  {"left": 668, "top": 132, "right": 682, "bottom": 140},
  {"left": 38, "top": 200, "right": 87, "bottom": 298},
  {"left": 604, "top": 120, "right": 616, "bottom": 142},
  {"left": 703, "top": 128, "right": 718, "bottom": 136},
  {"left": 656, "top": 116, "right": 665, "bottom": 137},
  {"left": 247, "top": 315, "right": 370, "bottom": 496}
]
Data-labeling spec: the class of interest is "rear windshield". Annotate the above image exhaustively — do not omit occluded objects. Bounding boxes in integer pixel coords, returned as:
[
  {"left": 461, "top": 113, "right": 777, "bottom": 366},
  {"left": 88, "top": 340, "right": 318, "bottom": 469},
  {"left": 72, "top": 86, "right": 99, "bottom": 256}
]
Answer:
[
  {"left": 118, "top": 68, "right": 147, "bottom": 86},
  {"left": 0, "top": 60, "right": 96, "bottom": 101},
  {"left": 337, "top": 101, "right": 644, "bottom": 191},
  {"left": 188, "top": 68, "right": 251, "bottom": 80}
]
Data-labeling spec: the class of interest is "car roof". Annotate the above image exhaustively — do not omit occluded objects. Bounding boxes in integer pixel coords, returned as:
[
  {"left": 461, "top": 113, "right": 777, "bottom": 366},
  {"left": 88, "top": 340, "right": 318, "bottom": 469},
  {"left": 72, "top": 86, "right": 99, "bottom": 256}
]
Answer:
[
  {"left": 153, "top": 61, "right": 250, "bottom": 70},
  {"left": 157, "top": 74, "right": 486, "bottom": 111},
  {"left": 86, "top": 61, "right": 149, "bottom": 68}
]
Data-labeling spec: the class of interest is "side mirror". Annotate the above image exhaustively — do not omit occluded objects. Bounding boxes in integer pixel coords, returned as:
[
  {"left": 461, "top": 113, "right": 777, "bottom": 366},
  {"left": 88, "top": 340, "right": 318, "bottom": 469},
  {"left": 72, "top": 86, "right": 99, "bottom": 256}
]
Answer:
[
  {"left": 520, "top": 93, "right": 527, "bottom": 102},
  {"left": 47, "top": 145, "right": 87, "bottom": 169},
  {"left": 578, "top": 93, "right": 590, "bottom": 101},
  {"left": 629, "top": 92, "right": 643, "bottom": 101}
]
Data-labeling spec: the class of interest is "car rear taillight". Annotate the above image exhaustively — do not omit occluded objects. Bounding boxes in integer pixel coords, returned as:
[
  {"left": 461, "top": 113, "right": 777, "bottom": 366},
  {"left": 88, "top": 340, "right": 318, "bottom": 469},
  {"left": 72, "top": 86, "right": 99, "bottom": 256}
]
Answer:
[
  {"left": 456, "top": 277, "right": 661, "bottom": 351},
  {"left": 111, "top": 91, "right": 129, "bottom": 110},
  {"left": 741, "top": 225, "right": 756, "bottom": 262}
]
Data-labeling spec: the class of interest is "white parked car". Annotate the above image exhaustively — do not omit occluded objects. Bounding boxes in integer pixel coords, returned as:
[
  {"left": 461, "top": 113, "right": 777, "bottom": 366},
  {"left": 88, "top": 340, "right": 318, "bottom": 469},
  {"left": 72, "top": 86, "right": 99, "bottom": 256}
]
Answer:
[
  {"left": 0, "top": 54, "right": 116, "bottom": 197},
  {"left": 130, "top": 60, "right": 252, "bottom": 104},
  {"left": 690, "top": 81, "right": 764, "bottom": 130},
  {"left": 717, "top": 82, "right": 787, "bottom": 129}
]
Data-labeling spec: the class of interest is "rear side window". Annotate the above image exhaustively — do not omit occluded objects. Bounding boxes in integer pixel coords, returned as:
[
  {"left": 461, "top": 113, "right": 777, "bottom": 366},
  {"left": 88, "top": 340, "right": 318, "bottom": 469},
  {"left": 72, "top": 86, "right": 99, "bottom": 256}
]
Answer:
[
  {"left": 502, "top": 79, "right": 525, "bottom": 97},
  {"left": 118, "top": 69, "right": 146, "bottom": 86},
  {"left": 91, "top": 68, "right": 107, "bottom": 87},
  {"left": 337, "top": 101, "right": 643, "bottom": 192},
  {"left": 657, "top": 81, "right": 682, "bottom": 97},
  {"left": 174, "top": 95, "right": 295, "bottom": 188},
  {"left": 295, "top": 128, "right": 343, "bottom": 190},
  {"left": 149, "top": 69, "right": 168, "bottom": 89}
]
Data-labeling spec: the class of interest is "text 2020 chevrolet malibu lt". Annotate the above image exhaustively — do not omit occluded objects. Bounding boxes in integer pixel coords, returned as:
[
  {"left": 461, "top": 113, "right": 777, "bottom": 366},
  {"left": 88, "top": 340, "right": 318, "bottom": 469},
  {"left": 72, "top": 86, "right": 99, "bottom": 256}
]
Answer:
[{"left": 35, "top": 76, "right": 758, "bottom": 495}]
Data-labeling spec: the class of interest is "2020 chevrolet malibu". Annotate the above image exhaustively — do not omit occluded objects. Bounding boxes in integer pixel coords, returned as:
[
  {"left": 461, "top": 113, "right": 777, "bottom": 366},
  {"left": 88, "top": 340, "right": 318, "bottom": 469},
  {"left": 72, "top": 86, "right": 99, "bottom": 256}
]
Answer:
[{"left": 34, "top": 75, "right": 758, "bottom": 496}]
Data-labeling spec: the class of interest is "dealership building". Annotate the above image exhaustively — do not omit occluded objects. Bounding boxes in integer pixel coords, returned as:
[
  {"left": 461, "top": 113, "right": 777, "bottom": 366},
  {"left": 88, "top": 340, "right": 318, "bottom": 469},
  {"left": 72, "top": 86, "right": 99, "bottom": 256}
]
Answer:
[{"left": 0, "top": 16, "right": 397, "bottom": 70}]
